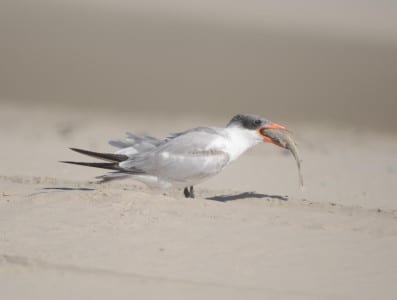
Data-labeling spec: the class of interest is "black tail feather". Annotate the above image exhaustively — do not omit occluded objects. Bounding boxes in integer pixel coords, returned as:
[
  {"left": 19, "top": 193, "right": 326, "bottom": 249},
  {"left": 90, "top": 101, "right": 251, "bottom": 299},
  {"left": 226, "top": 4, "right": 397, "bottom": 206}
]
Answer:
[
  {"left": 70, "top": 148, "right": 128, "bottom": 162},
  {"left": 60, "top": 161, "right": 121, "bottom": 171},
  {"left": 62, "top": 148, "right": 145, "bottom": 174}
]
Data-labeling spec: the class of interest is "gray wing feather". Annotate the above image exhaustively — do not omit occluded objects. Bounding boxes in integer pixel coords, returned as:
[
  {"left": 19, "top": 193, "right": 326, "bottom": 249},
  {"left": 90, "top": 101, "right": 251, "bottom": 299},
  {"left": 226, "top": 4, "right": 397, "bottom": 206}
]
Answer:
[
  {"left": 109, "top": 132, "right": 164, "bottom": 156},
  {"left": 165, "top": 127, "right": 219, "bottom": 141},
  {"left": 120, "top": 129, "right": 229, "bottom": 183}
]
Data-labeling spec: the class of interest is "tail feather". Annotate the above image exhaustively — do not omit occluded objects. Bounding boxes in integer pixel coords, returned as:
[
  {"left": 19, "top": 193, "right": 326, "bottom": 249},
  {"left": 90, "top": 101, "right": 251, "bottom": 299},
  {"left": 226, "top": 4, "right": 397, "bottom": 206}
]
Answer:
[
  {"left": 60, "top": 161, "right": 121, "bottom": 171},
  {"left": 70, "top": 148, "right": 128, "bottom": 162},
  {"left": 61, "top": 148, "right": 145, "bottom": 174},
  {"left": 60, "top": 160, "right": 145, "bottom": 174},
  {"left": 95, "top": 172, "right": 130, "bottom": 183}
]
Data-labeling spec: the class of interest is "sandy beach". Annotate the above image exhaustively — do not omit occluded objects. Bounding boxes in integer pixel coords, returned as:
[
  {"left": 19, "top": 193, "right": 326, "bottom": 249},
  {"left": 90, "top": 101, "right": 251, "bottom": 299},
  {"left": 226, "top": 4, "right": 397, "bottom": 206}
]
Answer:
[
  {"left": 1, "top": 1, "right": 397, "bottom": 299},
  {"left": 1, "top": 103, "right": 397, "bottom": 299}
]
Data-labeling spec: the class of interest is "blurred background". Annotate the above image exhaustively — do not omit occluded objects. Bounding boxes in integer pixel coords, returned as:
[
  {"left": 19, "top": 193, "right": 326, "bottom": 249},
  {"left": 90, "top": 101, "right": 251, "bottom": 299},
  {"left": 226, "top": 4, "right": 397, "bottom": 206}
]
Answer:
[{"left": 1, "top": 0, "right": 396, "bottom": 132}]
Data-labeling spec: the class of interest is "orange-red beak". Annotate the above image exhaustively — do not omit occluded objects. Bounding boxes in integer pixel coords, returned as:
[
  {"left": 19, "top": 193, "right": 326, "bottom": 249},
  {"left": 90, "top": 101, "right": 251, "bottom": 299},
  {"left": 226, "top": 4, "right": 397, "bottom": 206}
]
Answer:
[
  {"left": 258, "top": 122, "right": 287, "bottom": 147},
  {"left": 262, "top": 122, "right": 286, "bottom": 130}
]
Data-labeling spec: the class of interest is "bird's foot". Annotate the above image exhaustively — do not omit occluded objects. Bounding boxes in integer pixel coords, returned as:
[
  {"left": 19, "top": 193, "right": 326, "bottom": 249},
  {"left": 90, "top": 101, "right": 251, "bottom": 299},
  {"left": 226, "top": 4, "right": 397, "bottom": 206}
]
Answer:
[
  {"left": 189, "top": 186, "right": 195, "bottom": 198},
  {"left": 183, "top": 186, "right": 195, "bottom": 198}
]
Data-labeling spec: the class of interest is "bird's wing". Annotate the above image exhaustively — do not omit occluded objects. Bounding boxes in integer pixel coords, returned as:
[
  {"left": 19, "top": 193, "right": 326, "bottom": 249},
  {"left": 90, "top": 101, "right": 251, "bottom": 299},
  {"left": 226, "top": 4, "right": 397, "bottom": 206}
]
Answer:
[
  {"left": 109, "top": 128, "right": 218, "bottom": 157},
  {"left": 119, "top": 128, "right": 230, "bottom": 183},
  {"left": 109, "top": 132, "right": 164, "bottom": 156},
  {"left": 165, "top": 127, "right": 220, "bottom": 141}
]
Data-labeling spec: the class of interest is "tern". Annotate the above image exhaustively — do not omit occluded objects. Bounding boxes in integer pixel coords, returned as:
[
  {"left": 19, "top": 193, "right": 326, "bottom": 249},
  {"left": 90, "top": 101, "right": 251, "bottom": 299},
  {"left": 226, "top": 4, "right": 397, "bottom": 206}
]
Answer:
[{"left": 61, "top": 114, "right": 287, "bottom": 198}]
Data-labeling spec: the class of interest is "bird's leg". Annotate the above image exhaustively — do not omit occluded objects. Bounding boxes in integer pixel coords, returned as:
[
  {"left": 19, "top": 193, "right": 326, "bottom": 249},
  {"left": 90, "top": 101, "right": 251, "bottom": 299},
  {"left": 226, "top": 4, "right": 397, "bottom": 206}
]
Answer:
[
  {"left": 183, "top": 186, "right": 195, "bottom": 198},
  {"left": 189, "top": 186, "right": 195, "bottom": 198},
  {"left": 183, "top": 187, "right": 190, "bottom": 198}
]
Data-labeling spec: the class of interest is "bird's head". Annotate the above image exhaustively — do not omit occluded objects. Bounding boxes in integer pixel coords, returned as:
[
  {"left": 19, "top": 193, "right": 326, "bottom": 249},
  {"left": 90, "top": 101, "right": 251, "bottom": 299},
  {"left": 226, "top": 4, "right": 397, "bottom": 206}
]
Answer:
[{"left": 227, "top": 114, "right": 287, "bottom": 148}]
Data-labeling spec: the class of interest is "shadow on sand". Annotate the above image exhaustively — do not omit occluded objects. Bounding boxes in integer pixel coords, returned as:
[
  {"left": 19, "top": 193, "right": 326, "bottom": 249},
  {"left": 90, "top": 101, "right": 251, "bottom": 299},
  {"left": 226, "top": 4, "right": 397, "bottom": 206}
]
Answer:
[
  {"left": 206, "top": 192, "right": 288, "bottom": 202},
  {"left": 43, "top": 187, "right": 95, "bottom": 191}
]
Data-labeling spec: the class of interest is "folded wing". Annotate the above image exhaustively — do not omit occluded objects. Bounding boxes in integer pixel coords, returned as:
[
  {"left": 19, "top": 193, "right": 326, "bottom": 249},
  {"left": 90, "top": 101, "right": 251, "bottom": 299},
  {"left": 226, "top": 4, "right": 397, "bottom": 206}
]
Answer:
[{"left": 120, "top": 129, "right": 230, "bottom": 184}]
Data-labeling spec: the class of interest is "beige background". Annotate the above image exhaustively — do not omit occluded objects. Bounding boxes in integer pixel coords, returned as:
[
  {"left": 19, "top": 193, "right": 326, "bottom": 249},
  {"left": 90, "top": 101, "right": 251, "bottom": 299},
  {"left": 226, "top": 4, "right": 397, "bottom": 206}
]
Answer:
[{"left": 1, "top": 0, "right": 397, "bottom": 131}]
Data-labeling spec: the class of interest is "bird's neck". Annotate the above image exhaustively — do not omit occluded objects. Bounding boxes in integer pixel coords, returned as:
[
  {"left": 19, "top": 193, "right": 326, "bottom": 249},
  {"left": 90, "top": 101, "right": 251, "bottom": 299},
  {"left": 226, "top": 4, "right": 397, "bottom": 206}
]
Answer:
[{"left": 223, "top": 126, "right": 261, "bottom": 161}]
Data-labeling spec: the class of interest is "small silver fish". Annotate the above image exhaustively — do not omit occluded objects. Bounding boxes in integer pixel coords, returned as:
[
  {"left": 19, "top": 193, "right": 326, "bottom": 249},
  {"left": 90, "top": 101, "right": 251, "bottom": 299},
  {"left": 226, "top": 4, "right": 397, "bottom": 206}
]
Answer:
[{"left": 260, "top": 128, "right": 304, "bottom": 188}]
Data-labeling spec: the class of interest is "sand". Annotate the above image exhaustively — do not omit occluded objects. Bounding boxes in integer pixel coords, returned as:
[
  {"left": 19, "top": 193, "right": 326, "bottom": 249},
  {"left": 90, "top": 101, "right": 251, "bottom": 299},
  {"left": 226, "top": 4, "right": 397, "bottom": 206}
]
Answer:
[{"left": 1, "top": 102, "right": 397, "bottom": 300}]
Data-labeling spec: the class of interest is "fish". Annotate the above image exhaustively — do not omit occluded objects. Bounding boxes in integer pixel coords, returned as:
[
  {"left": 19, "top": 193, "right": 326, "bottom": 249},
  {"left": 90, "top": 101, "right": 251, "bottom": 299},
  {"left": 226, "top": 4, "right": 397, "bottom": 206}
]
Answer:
[{"left": 260, "top": 128, "right": 304, "bottom": 188}]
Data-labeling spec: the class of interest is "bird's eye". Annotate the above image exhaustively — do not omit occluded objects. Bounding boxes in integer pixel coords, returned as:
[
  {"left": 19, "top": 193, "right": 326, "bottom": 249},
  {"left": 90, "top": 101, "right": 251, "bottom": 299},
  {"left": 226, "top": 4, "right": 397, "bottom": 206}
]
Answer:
[{"left": 254, "top": 119, "right": 261, "bottom": 126}]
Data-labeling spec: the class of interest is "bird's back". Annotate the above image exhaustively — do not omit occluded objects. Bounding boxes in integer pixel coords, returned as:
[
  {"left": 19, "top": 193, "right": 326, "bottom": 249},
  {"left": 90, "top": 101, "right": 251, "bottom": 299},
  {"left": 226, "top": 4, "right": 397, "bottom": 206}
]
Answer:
[{"left": 119, "top": 128, "right": 231, "bottom": 185}]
